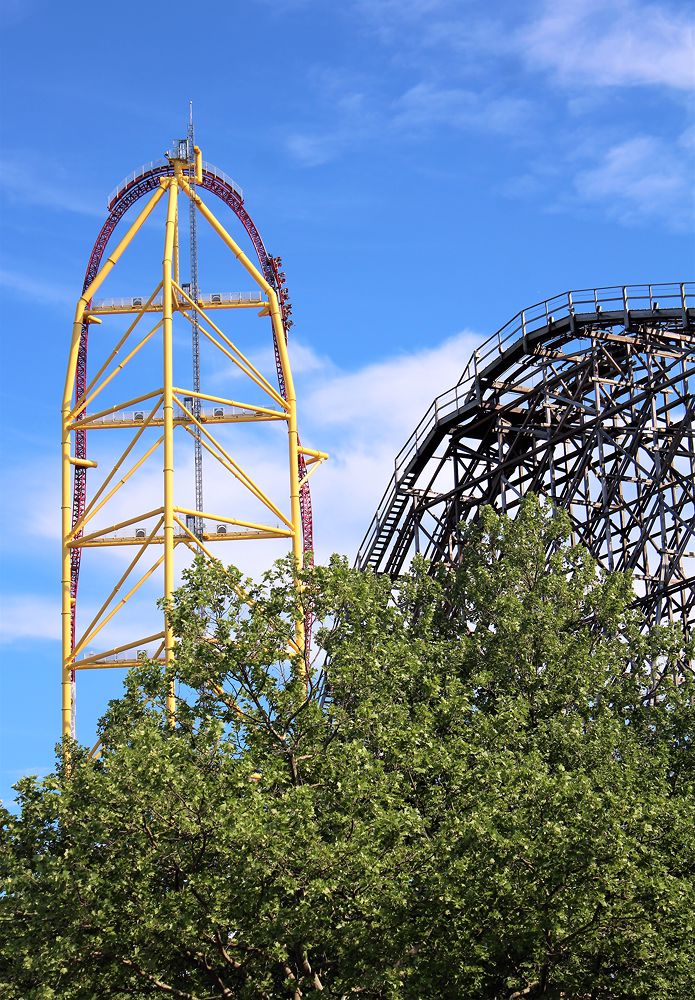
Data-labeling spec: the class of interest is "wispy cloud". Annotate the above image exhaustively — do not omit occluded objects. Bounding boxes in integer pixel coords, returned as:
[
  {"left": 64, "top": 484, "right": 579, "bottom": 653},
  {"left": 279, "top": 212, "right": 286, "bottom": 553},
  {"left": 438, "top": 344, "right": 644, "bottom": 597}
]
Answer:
[
  {"left": 392, "top": 83, "right": 533, "bottom": 136},
  {"left": 286, "top": 83, "right": 378, "bottom": 166},
  {"left": 283, "top": 0, "right": 694, "bottom": 236},
  {"left": 352, "top": 0, "right": 695, "bottom": 92},
  {"left": 521, "top": 0, "right": 695, "bottom": 91},
  {"left": 0, "top": 266, "right": 75, "bottom": 306},
  {"left": 0, "top": 156, "right": 103, "bottom": 217},
  {"left": 0, "top": 595, "right": 61, "bottom": 643},
  {"left": 286, "top": 80, "right": 532, "bottom": 166},
  {"left": 573, "top": 130, "right": 695, "bottom": 229}
]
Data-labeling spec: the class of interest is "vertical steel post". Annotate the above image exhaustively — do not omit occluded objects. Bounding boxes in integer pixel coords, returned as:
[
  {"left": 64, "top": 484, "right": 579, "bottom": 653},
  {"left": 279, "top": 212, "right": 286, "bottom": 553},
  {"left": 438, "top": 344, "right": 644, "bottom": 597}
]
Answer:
[
  {"left": 62, "top": 186, "right": 167, "bottom": 742},
  {"left": 162, "top": 178, "right": 179, "bottom": 723}
]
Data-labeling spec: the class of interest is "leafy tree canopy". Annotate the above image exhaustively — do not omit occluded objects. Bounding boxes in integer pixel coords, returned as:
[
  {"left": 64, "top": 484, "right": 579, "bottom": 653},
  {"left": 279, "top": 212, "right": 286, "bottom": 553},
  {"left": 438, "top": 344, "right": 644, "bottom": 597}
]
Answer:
[{"left": 2, "top": 498, "right": 693, "bottom": 999}]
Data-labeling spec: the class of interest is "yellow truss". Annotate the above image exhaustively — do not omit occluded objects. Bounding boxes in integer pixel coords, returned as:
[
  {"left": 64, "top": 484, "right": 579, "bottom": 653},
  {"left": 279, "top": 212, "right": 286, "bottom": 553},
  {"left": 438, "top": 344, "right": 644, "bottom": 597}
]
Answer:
[{"left": 61, "top": 150, "right": 325, "bottom": 745}]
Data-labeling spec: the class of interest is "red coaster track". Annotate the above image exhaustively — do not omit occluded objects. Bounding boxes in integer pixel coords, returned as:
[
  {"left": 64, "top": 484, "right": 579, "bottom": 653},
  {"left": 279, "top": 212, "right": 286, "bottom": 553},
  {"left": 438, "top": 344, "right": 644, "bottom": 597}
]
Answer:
[{"left": 70, "top": 162, "right": 314, "bottom": 652}]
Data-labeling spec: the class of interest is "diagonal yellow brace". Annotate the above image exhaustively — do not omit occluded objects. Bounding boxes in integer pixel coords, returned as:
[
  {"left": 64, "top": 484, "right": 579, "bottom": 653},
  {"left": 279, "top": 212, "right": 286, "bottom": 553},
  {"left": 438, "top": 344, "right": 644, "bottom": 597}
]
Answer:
[
  {"left": 72, "top": 517, "right": 165, "bottom": 657},
  {"left": 78, "top": 281, "right": 164, "bottom": 405},
  {"left": 75, "top": 631, "right": 166, "bottom": 668},
  {"left": 71, "top": 321, "right": 163, "bottom": 421},
  {"left": 72, "top": 426, "right": 165, "bottom": 537},
  {"left": 73, "top": 506, "right": 165, "bottom": 546},
  {"left": 176, "top": 397, "right": 293, "bottom": 528},
  {"left": 176, "top": 296, "right": 287, "bottom": 410}
]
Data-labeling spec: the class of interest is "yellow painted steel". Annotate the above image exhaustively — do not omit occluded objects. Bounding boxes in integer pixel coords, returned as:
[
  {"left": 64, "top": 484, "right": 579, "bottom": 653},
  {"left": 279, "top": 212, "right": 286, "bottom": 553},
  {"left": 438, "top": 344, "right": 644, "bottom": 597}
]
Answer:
[
  {"left": 82, "top": 282, "right": 164, "bottom": 393},
  {"left": 61, "top": 147, "right": 325, "bottom": 745},
  {"left": 175, "top": 399, "right": 293, "bottom": 526},
  {"left": 62, "top": 185, "right": 167, "bottom": 745},
  {"left": 162, "top": 178, "right": 178, "bottom": 724},
  {"left": 177, "top": 176, "right": 303, "bottom": 567},
  {"left": 175, "top": 283, "right": 286, "bottom": 407}
]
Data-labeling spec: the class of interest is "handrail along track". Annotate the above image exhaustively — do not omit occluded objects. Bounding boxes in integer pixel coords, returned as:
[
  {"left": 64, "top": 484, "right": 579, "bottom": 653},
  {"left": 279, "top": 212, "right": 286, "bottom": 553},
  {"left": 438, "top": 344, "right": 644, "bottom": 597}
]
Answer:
[{"left": 357, "top": 282, "right": 694, "bottom": 633}]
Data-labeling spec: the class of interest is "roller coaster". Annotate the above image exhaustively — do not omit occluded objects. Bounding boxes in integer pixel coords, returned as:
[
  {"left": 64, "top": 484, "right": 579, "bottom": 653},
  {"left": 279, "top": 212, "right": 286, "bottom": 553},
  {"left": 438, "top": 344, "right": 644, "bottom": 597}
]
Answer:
[
  {"left": 357, "top": 283, "right": 694, "bottom": 634},
  {"left": 62, "top": 127, "right": 693, "bottom": 744},
  {"left": 62, "top": 135, "right": 325, "bottom": 743}
]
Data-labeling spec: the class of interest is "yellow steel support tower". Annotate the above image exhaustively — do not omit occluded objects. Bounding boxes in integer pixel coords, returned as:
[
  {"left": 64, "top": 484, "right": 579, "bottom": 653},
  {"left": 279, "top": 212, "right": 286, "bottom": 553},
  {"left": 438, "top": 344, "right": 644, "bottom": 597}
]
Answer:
[{"left": 61, "top": 148, "right": 325, "bottom": 747}]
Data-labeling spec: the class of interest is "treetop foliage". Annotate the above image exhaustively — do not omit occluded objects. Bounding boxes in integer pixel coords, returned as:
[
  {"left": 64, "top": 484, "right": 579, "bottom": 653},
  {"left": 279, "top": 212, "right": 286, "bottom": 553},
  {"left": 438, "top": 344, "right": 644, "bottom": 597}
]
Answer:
[{"left": 2, "top": 497, "right": 693, "bottom": 999}]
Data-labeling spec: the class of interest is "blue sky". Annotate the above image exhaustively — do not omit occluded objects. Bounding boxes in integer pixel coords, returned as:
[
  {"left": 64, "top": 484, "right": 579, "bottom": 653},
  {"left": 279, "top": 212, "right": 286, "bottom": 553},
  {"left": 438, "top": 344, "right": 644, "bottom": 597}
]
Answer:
[{"left": 1, "top": 0, "right": 693, "bottom": 804}]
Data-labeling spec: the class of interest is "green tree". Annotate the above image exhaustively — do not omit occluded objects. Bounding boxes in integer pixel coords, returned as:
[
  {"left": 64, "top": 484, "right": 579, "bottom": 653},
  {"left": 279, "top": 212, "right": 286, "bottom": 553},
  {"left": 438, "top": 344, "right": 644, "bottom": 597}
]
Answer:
[{"left": 2, "top": 498, "right": 693, "bottom": 999}]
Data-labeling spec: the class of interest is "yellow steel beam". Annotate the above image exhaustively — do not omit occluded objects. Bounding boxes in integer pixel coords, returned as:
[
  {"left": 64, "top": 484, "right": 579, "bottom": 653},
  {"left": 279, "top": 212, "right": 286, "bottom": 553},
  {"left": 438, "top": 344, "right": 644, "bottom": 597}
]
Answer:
[
  {"left": 174, "top": 202, "right": 180, "bottom": 286},
  {"left": 75, "top": 529, "right": 287, "bottom": 545},
  {"left": 76, "top": 658, "right": 165, "bottom": 670},
  {"left": 74, "top": 631, "right": 166, "bottom": 668},
  {"left": 80, "top": 281, "right": 163, "bottom": 402},
  {"left": 77, "top": 534, "right": 202, "bottom": 547},
  {"left": 178, "top": 178, "right": 303, "bottom": 574},
  {"left": 175, "top": 505, "right": 293, "bottom": 536},
  {"left": 162, "top": 178, "right": 178, "bottom": 725},
  {"left": 299, "top": 446, "right": 329, "bottom": 463},
  {"left": 187, "top": 317, "right": 284, "bottom": 406},
  {"left": 174, "top": 515, "right": 223, "bottom": 563},
  {"left": 202, "top": 529, "right": 290, "bottom": 541},
  {"left": 89, "top": 298, "right": 265, "bottom": 315},
  {"left": 72, "top": 506, "right": 165, "bottom": 546},
  {"left": 69, "top": 388, "right": 163, "bottom": 430},
  {"left": 175, "top": 288, "right": 286, "bottom": 409},
  {"left": 177, "top": 405, "right": 292, "bottom": 528},
  {"left": 72, "top": 517, "right": 165, "bottom": 657},
  {"left": 172, "top": 386, "right": 287, "bottom": 420},
  {"left": 65, "top": 148, "right": 325, "bottom": 742},
  {"left": 63, "top": 183, "right": 167, "bottom": 741},
  {"left": 71, "top": 397, "right": 164, "bottom": 536},
  {"left": 71, "top": 320, "right": 164, "bottom": 420},
  {"left": 74, "top": 551, "right": 166, "bottom": 658},
  {"left": 72, "top": 434, "right": 164, "bottom": 536},
  {"left": 298, "top": 459, "right": 325, "bottom": 490}
]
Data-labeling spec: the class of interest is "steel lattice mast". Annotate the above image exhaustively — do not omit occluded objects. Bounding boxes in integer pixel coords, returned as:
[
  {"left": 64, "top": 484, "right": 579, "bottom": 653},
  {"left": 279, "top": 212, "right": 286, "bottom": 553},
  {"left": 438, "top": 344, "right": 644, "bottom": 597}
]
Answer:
[
  {"left": 358, "top": 284, "right": 695, "bottom": 638},
  {"left": 187, "top": 104, "right": 204, "bottom": 535},
  {"left": 61, "top": 140, "right": 327, "bottom": 750}
]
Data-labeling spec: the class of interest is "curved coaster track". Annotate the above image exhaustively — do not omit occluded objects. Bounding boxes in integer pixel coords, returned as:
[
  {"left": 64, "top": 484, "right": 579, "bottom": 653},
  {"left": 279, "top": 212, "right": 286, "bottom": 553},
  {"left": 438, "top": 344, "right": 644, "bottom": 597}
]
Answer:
[
  {"left": 70, "top": 157, "right": 313, "bottom": 651},
  {"left": 357, "top": 283, "right": 694, "bottom": 633}
]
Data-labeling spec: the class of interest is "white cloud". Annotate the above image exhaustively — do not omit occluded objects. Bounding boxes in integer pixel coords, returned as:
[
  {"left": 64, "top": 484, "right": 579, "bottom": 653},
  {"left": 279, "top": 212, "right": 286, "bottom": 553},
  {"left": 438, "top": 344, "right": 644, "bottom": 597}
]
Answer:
[
  {"left": 0, "top": 156, "right": 103, "bottom": 217},
  {"left": 304, "top": 330, "right": 478, "bottom": 443},
  {"left": 0, "top": 267, "right": 75, "bottom": 306},
  {"left": 286, "top": 133, "right": 350, "bottom": 169},
  {"left": 574, "top": 131, "right": 695, "bottom": 227},
  {"left": 0, "top": 595, "right": 61, "bottom": 643},
  {"left": 392, "top": 83, "right": 533, "bottom": 135},
  {"left": 295, "top": 328, "right": 482, "bottom": 559},
  {"left": 351, "top": 0, "right": 461, "bottom": 44},
  {"left": 286, "top": 79, "right": 532, "bottom": 167},
  {"left": 521, "top": 0, "right": 695, "bottom": 91}
]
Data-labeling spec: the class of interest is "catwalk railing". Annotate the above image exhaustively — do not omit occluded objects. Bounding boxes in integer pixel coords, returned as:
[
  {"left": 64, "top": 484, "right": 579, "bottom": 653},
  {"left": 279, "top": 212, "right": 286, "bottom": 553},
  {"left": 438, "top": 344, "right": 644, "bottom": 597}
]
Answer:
[{"left": 357, "top": 282, "right": 693, "bottom": 570}]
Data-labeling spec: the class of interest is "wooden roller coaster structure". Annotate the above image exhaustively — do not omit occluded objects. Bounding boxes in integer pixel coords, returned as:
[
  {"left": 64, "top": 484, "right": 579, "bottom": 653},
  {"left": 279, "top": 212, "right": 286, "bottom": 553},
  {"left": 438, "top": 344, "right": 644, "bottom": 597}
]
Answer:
[{"left": 358, "top": 283, "right": 694, "bottom": 638}]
